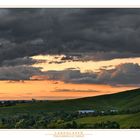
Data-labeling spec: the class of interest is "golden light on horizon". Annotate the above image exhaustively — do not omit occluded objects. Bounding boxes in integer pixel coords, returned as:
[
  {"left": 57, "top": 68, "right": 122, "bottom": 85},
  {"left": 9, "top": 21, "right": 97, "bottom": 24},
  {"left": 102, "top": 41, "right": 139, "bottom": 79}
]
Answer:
[
  {"left": 0, "top": 80, "right": 137, "bottom": 100},
  {"left": 32, "top": 55, "right": 140, "bottom": 72}
]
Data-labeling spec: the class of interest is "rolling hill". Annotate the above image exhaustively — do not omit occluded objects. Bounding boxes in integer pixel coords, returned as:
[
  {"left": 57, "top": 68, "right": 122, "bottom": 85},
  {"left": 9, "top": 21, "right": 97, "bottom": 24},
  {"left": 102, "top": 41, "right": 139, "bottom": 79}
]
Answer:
[
  {"left": 0, "top": 88, "right": 139, "bottom": 114},
  {"left": 0, "top": 88, "right": 139, "bottom": 129}
]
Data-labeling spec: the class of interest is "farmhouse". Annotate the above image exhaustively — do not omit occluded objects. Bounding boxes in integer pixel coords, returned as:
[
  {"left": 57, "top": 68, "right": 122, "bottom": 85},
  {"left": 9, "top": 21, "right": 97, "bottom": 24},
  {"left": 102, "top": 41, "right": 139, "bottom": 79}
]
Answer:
[
  {"left": 78, "top": 110, "right": 95, "bottom": 114},
  {"left": 101, "top": 111, "right": 105, "bottom": 114},
  {"left": 110, "top": 109, "right": 118, "bottom": 113}
]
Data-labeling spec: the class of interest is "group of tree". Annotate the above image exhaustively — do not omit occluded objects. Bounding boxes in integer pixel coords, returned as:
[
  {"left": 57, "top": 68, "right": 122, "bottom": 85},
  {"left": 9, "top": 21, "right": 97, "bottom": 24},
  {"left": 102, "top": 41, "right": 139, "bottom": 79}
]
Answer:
[{"left": 0, "top": 110, "right": 139, "bottom": 129}]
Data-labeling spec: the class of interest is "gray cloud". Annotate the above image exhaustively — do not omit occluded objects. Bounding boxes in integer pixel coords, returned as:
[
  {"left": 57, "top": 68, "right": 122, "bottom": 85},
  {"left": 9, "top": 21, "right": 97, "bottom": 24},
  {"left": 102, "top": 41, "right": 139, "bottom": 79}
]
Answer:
[
  {"left": 35, "top": 63, "right": 140, "bottom": 85},
  {"left": 1, "top": 61, "right": 139, "bottom": 85},
  {"left": 0, "top": 65, "right": 42, "bottom": 80},
  {"left": 0, "top": 8, "right": 139, "bottom": 63},
  {"left": 0, "top": 8, "right": 140, "bottom": 82},
  {"left": 1, "top": 57, "right": 46, "bottom": 66}
]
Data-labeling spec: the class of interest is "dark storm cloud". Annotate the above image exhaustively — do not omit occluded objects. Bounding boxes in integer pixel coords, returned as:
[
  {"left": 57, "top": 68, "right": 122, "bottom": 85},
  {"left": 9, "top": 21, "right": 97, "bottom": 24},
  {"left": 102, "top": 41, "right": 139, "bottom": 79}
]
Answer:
[
  {"left": 0, "top": 8, "right": 140, "bottom": 63},
  {"left": 0, "top": 65, "right": 42, "bottom": 80},
  {"left": 0, "top": 8, "right": 140, "bottom": 81},
  {"left": 60, "top": 52, "right": 139, "bottom": 62},
  {"left": 1, "top": 60, "right": 139, "bottom": 84},
  {"left": 38, "top": 63, "right": 140, "bottom": 85},
  {"left": 1, "top": 57, "right": 46, "bottom": 66}
]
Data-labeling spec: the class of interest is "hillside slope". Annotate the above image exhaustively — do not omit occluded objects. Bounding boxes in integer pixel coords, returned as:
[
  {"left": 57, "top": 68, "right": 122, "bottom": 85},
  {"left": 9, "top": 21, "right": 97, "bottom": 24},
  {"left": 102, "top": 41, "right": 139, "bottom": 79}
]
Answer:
[
  {"left": 0, "top": 88, "right": 140, "bottom": 114},
  {"left": 74, "top": 112, "right": 140, "bottom": 128}
]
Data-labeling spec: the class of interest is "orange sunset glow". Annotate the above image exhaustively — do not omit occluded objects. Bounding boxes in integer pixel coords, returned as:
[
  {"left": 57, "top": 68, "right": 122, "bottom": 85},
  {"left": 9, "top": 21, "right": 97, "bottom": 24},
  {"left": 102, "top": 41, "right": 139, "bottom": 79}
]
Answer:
[{"left": 0, "top": 80, "right": 138, "bottom": 100}]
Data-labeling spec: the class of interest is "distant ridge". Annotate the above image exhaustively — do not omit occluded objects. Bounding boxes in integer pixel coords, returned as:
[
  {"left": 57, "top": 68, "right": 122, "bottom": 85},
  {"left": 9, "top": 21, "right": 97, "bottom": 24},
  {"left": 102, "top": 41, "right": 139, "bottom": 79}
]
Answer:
[
  {"left": 2, "top": 88, "right": 139, "bottom": 112},
  {"left": 65, "top": 88, "right": 140, "bottom": 101}
]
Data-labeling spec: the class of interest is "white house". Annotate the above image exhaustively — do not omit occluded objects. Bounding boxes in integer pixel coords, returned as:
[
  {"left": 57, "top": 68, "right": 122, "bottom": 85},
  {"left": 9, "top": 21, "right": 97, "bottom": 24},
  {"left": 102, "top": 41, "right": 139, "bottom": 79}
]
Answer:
[
  {"left": 110, "top": 109, "right": 118, "bottom": 113},
  {"left": 78, "top": 110, "right": 95, "bottom": 114},
  {"left": 101, "top": 111, "right": 105, "bottom": 114}
]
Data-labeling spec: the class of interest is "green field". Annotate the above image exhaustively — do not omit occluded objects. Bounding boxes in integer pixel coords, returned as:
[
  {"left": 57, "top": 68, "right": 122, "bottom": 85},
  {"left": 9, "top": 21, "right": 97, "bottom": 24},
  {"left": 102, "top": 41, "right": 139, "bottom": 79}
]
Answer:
[
  {"left": 74, "top": 112, "right": 140, "bottom": 128},
  {"left": 0, "top": 88, "right": 139, "bottom": 128}
]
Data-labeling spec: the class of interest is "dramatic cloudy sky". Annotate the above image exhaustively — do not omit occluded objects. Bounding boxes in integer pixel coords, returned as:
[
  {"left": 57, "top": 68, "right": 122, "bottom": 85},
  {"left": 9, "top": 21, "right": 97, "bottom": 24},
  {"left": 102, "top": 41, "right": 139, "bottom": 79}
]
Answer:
[{"left": 0, "top": 8, "right": 139, "bottom": 100}]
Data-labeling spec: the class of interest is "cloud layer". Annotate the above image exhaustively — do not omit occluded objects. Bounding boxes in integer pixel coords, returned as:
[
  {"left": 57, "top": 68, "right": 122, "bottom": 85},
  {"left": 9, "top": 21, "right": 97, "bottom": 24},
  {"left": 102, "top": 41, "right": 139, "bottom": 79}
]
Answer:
[
  {"left": 31, "top": 63, "right": 140, "bottom": 85},
  {"left": 0, "top": 66, "right": 42, "bottom": 80},
  {"left": 0, "top": 8, "right": 140, "bottom": 63},
  {"left": 0, "top": 8, "right": 139, "bottom": 84}
]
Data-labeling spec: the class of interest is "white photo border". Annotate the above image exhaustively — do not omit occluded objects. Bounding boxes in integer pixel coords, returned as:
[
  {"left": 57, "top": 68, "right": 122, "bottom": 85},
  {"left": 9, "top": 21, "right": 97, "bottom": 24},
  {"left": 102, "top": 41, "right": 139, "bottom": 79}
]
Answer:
[{"left": 0, "top": 0, "right": 139, "bottom": 140}]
